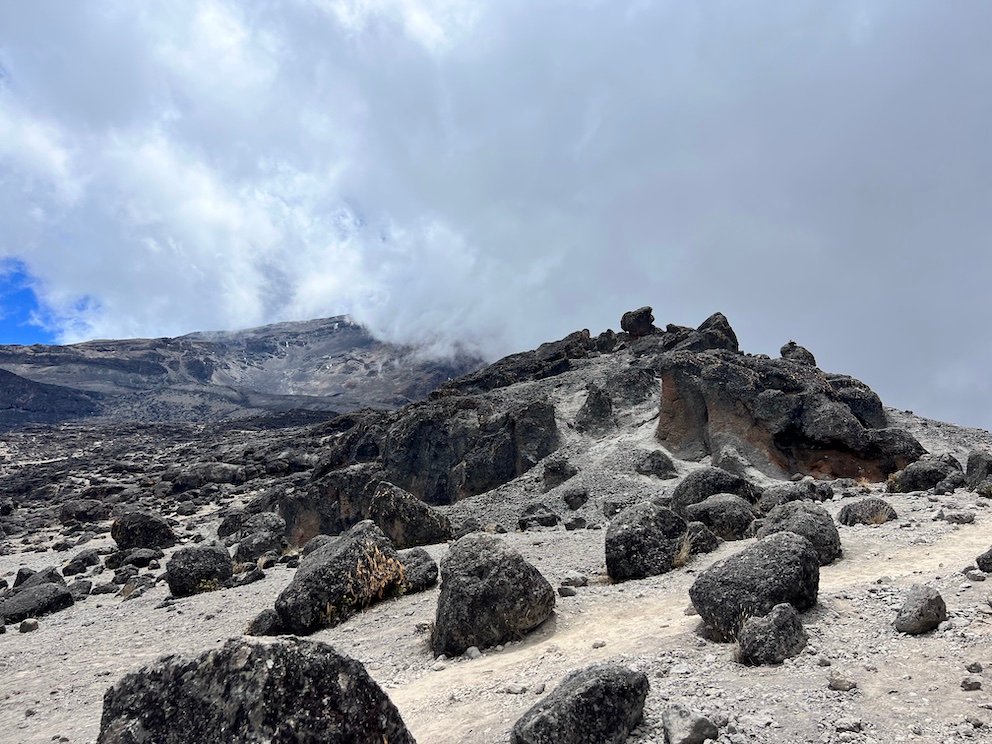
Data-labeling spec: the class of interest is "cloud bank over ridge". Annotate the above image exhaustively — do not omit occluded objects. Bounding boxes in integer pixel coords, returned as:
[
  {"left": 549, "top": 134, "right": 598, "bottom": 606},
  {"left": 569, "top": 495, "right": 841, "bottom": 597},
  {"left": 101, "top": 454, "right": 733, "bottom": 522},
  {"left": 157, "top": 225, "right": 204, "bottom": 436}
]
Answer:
[{"left": 1, "top": 1, "right": 991, "bottom": 426}]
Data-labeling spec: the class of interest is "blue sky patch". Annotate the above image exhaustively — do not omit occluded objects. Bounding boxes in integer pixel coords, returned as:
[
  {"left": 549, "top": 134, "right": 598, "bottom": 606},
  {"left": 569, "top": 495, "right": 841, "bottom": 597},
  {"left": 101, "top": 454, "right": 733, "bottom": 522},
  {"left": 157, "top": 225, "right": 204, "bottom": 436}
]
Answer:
[{"left": 0, "top": 260, "right": 56, "bottom": 345}]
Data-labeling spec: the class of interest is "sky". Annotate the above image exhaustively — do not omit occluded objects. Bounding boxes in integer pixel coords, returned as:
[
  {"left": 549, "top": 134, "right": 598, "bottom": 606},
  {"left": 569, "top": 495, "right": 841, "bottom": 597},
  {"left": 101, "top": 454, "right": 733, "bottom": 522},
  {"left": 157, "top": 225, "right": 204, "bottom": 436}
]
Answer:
[{"left": 0, "top": 1, "right": 990, "bottom": 428}]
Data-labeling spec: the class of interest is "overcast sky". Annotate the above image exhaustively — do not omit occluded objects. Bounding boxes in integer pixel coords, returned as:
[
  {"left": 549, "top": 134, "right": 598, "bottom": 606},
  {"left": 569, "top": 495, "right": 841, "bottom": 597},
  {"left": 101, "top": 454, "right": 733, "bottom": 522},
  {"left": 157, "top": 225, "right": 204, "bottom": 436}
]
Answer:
[{"left": 0, "top": 1, "right": 990, "bottom": 428}]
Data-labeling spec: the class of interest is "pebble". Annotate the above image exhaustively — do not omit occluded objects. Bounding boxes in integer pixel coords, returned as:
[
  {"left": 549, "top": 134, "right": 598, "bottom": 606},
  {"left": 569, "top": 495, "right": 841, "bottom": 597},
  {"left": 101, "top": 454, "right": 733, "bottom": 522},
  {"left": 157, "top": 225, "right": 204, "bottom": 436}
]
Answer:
[
  {"left": 961, "top": 677, "right": 982, "bottom": 691},
  {"left": 19, "top": 619, "right": 39, "bottom": 633},
  {"left": 828, "top": 672, "right": 858, "bottom": 692}
]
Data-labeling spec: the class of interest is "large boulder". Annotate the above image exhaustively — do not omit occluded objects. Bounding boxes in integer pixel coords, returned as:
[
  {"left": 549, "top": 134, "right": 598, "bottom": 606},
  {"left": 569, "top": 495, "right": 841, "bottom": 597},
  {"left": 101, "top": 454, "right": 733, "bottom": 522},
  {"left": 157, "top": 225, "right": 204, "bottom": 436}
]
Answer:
[
  {"left": 966, "top": 450, "right": 992, "bottom": 489},
  {"left": 96, "top": 637, "right": 415, "bottom": 744},
  {"left": 780, "top": 341, "right": 816, "bottom": 366},
  {"left": 975, "top": 546, "right": 992, "bottom": 573},
  {"left": 605, "top": 502, "right": 688, "bottom": 581},
  {"left": 165, "top": 544, "right": 234, "bottom": 598},
  {"left": 367, "top": 482, "right": 451, "bottom": 548},
  {"left": 670, "top": 467, "right": 759, "bottom": 516},
  {"left": 431, "top": 534, "right": 555, "bottom": 657},
  {"left": 737, "top": 603, "right": 808, "bottom": 665},
  {"left": 511, "top": 663, "right": 649, "bottom": 744},
  {"left": 111, "top": 511, "right": 176, "bottom": 551},
  {"left": 893, "top": 585, "right": 946, "bottom": 635},
  {"left": 633, "top": 450, "right": 677, "bottom": 479},
  {"left": 888, "top": 456, "right": 961, "bottom": 493},
  {"left": 837, "top": 497, "right": 898, "bottom": 526},
  {"left": 755, "top": 501, "right": 842, "bottom": 566},
  {"left": 234, "top": 530, "right": 286, "bottom": 564},
  {"left": 575, "top": 384, "right": 614, "bottom": 433},
  {"left": 0, "top": 583, "right": 74, "bottom": 623},
  {"left": 684, "top": 494, "right": 756, "bottom": 541},
  {"left": 689, "top": 531, "right": 820, "bottom": 640},
  {"left": 274, "top": 521, "right": 405, "bottom": 635},
  {"left": 397, "top": 547, "right": 438, "bottom": 593},
  {"left": 655, "top": 337, "right": 924, "bottom": 480}
]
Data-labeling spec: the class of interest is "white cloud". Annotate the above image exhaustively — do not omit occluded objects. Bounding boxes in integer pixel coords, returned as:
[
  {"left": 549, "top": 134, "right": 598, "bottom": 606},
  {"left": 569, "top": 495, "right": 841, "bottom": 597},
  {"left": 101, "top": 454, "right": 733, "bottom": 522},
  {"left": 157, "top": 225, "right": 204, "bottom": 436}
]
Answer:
[{"left": 0, "top": 0, "right": 991, "bottom": 427}]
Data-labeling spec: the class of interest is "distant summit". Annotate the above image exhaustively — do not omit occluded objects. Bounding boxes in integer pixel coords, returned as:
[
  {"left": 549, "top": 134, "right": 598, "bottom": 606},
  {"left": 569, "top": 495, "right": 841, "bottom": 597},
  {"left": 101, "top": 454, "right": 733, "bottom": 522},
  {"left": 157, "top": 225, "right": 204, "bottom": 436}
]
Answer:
[{"left": 0, "top": 316, "right": 482, "bottom": 427}]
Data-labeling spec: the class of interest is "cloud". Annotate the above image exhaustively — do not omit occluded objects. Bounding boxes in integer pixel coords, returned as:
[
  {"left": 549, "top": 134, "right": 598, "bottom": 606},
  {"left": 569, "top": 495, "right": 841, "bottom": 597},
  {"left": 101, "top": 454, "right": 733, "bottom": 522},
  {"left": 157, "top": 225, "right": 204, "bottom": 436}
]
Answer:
[{"left": 0, "top": 0, "right": 991, "bottom": 427}]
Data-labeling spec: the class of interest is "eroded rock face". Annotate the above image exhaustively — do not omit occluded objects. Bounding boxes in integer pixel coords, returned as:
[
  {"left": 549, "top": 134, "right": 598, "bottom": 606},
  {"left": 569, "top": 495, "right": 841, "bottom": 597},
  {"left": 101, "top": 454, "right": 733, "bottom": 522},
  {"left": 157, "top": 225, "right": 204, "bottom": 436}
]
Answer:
[
  {"left": 274, "top": 521, "right": 405, "bottom": 635},
  {"left": 97, "top": 637, "right": 415, "bottom": 744},
  {"left": 655, "top": 338, "right": 924, "bottom": 479},
  {"left": 511, "top": 663, "right": 649, "bottom": 744},
  {"left": 367, "top": 482, "right": 452, "bottom": 549},
  {"left": 689, "top": 532, "right": 820, "bottom": 640},
  {"left": 431, "top": 534, "right": 554, "bottom": 657}
]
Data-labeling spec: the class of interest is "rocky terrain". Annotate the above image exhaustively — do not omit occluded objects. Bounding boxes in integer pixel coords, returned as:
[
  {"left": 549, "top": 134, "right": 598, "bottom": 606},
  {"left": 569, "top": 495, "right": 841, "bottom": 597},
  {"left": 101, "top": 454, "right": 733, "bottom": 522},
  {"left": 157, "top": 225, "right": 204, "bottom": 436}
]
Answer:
[
  {"left": 0, "top": 316, "right": 481, "bottom": 427},
  {"left": 1, "top": 307, "right": 991, "bottom": 744}
]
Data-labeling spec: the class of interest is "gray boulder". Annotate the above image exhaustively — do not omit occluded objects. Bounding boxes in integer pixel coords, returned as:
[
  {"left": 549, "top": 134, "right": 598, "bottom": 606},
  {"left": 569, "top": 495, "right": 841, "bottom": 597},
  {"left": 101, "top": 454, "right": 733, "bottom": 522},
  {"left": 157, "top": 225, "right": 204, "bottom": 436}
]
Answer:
[
  {"left": 620, "top": 306, "right": 656, "bottom": 337},
  {"left": 893, "top": 585, "right": 946, "bottom": 635},
  {"left": 165, "top": 544, "right": 234, "bottom": 597},
  {"left": 575, "top": 384, "right": 614, "bottom": 433},
  {"left": 234, "top": 530, "right": 286, "bottom": 564},
  {"left": 431, "top": 534, "right": 554, "bottom": 657},
  {"left": 661, "top": 707, "right": 720, "bottom": 744},
  {"left": 755, "top": 501, "right": 842, "bottom": 566},
  {"left": 511, "top": 663, "right": 648, "bottom": 744},
  {"left": 755, "top": 483, "right": 807, "bottom": 514},
  {"left": 367, "top": 482, "right": 451, "bottom": 549},
  {"left": 111, "top": 511, "right": 176, "bottom": 551},
  {"left": 684, "top": 494, "right": 756, "bottom": 541},
  {"left": 275, "top": 521, "right": 405, "bottom": 635},
  {"left": 966, "top": 450, "right": 992, "bottom": 489},
  {"left": 0, "top": 583, "right": 74, "bottom": 624},
  {"left": 976, "top": 546, "right": 992, "bottom": 573},
  {"left": 837, "top": 497, "right": 897, "bottom": 526},
  {"left": 888, "top": 456, "right": 961, "bottom": 493},
  {"left": 59, "top": 499, "right": 111, "bottom": 524},
  {"left": 780, "top": 341, "right": 816, "bottom": 366},
  {"left": 686, "top": 521, "right": 722, "bottom": 555},
  {"left": 689, "top": 531, "right": 820, "bottom": 640},
  {"left": 96, "top": 637, "right": 415, "bottom": 744},
  {"left": 670, "top": 468, "right": 759, "bottom": 516},
  {"left": 633, "top": 450, "right": 677, "bottom": 479},
  {"left": 63, "top": 548, "right": 101, "bottom": 577},
  {"left": 519, "top": 503, "right": 561, "bottom": 531},
  {"left": 737, "top": 603, "right": 808, "bottom": 664},
  {"left": 398, "top": 547, "right": 438, "bottom": 593},
  {"left": 605, "top": 502, "right": 688, "bottom": 581}
]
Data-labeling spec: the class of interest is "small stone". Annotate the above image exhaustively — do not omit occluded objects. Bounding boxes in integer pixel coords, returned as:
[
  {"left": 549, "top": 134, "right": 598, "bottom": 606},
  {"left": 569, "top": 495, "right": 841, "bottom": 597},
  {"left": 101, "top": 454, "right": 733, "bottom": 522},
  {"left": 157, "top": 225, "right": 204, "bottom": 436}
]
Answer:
[
  {"left": 828, "top": 672, "right": 858, "bottom": 691},
  {"left": 965, "top": 570, "right": 987, "bottom": 582},
  {"left": 19, "top": 618, "right": 39, "bottom": 633},
  {"left": 661, "top": 706, "right": 719, "bottom": 744},
  {"left": 558, "top": 586, "right": 577, "bottom": 597},
  {"left": 966, "top": 661, "right": 983, "bottom": 673},
  {"left": 560, "top": 571, "right": 589, "bottom": 587},
  {"left": 835, "top": 718, "right": 863, "bottom": 733},
  {"left": 592, "top": 640, "right": 606, "bottom": 649},
  {"left": 464, "top": 646, "right": 482, "bottom": 660},
  {"left": 962, "top": 676, "right": 982, "bottom": 691},
  {"left": 505, "top": 683, "right": 527, "bottom": 694}
]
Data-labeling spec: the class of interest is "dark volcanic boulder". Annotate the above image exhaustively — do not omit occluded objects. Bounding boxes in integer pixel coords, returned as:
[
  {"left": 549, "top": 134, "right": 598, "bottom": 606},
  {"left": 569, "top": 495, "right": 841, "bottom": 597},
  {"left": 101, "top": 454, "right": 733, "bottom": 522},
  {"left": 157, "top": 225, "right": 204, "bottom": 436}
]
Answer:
[
  {"left": 397, "top": 547, "right": 438, "bottom": 593},
  {"left": 275, "top": 521, "right": 404, "bottom": 635},
  {"left": 543, "top": 458, "right": 578, "bottom": 492},
  {"left": 96, "top": 637, "right": 415, "bottom": 744},
  {"left": 59, "top": 499, "right": 111, "bottom": 524},
  {"left": 755, "top": 483, "right": 806, "bottom": 514},
  {"left": 511, "top": 663, "right": 649, "bottom": 744},
  {"left": 63, "top": 548, "right": 101, "bottom": 576},
  {"left": 689, "top": 531, "right": 820, "bottom": 640},
  {"left": 888, "top": 456, "right": 961, "bottom": 493},
  {"left": 634, "top": 450, "right": 677, "bottom": 479},
  {"left": 670, "top": 467, "right": 759, "bottom": 516},
  {"left": 755, "top": 501, "right": 841, "bottom": 566},
  {"left": 0, "top": 583, "right": 74, "bottom": 623},
  {"left": 684, "top": 494, "right": 756, "bottom": 541},
  {"left": 966, "top": 450, "right": 992, "bottom": 489},
  {"left": 234, "top": 530, "right": 286, "bottom": 564},
  {"left": 367, "top": 482, "right": 452, "bottom": 548},
  {"left": 780, "top": 341, "right": 816, "bottom": 366},
  {"left": 655, "top": 343, "right": 924, "bottom": 480},
  {"left": 837, "top": 497, "right": 898, "bottom": 526},
  {"left": 575, "top": 383, "right": 614, "bottom": 433},
  {"left": 621, "top": 307, "right": 656, "bottom": 337},
  {"left": 431, "top": 534, "right": 555, "bottom": 656},
  {"left": 975, "top": 547, "right": 992, "bottom": 573},
  {"left": 686, "top": 521, "right": 722, "bottom": 555},
  {"left": 165, "top": 544, "right": 234, "bottom": 597},
  {"left": 519, "top": 503, "right": 561, "bottom": 531},
  {"left": 893, "top": 585, "right": 946, "bottom": 635},
  {"left": 111, "top": 511, "right": 176, "bottom": 551},
  {"left": 737, "top": 603, "right": 808, "bottom": 665},
  {"left": 605, "top": 502, "right": 689, "bottom": 581}
]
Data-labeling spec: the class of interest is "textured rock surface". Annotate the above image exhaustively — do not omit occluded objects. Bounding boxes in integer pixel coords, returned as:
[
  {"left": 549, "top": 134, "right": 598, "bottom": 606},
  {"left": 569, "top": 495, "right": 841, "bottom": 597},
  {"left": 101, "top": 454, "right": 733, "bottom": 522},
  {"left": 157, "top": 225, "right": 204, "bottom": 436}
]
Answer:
[
  {"left": 432, "top": 534, "right": 555, "bottom": 656},
  {"left": 110, "top": 511, "right": 176, "bottom": 551},
  {"left": 165, "top": 544, "right": 234, "bottom": 597},
  {"left": 737, "top": 603, "right": 808, "bottom": 665},
  {"left": 670, "top": 467, "right": 759, "bottom": 516},
  {"left": 0, "top": 582, "right": 74, "bottom": 623},
  {"left": 511, "top": 663, "right": 648, "bottom": 744},
  {"left": 837, "top": 497, "right": 898, "bottom": 526},
  {"left": 689, "top": 532, "right": 820, "bottom": 640},
  {"left": 367, "top": 482, "right": 451, "bottom": 549},
  {"left": 893, "top": 585, "right": 946, "bottom": 635},
  {"left": 97, "top": 637, "right": 415, "bottom": 743},
  {"left": 274, "top": 521, "right": 405, "bottom": 635},
  {"left": 755, "top": 501, "right": 842, "bottom": 566},
  {"left": 605, "top": 502, "right": 688, "bottom": 581},
  {"left": 684, "top": 493, "right": 756, "bottom": 541}
]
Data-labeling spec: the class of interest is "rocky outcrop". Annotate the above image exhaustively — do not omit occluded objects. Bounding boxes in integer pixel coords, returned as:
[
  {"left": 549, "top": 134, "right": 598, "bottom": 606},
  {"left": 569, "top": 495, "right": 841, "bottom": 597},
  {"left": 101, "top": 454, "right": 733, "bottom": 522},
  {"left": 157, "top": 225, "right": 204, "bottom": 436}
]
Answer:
[
  {"left": 511, "top": 663, "right": 649, "bottom": 744},
  {"left": 780, "top": 341, "right": 816, "bottom": 366},
  {"left": 431, "top": 534, "right": 555, "bottom": 656},
  {"left": 97, "top": 637, "right": 415, "bottom": 743},
  {"left": 620, "top": 307, "right": 656, "bottom": 337},
  {"left": 655, "top": 325, "right": 924, "bottom": 479},
  {"left": 888, "top": 455, "right": 962, "bottom": 493},
  {"left": 274, "top": 521, "right": 405, "bottom": 635},
  {"left": 689, "top": 532, "right": 820, "bottom": 640}
]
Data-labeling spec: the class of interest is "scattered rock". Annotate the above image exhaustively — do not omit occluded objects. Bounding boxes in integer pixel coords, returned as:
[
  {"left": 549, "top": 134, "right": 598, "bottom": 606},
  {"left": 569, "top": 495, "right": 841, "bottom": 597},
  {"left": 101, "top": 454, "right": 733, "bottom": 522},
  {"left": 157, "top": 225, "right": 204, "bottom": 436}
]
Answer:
[
  {"left": 837, "top": 497, "right": 898, "bottom": 526},
  {"left": 894, "top": 585, "right": 947, "bottom": 635},
  {"left": 828, "top": 672, "right": 858, "bottom": 692},
  {"left": 661, "top": 706, "right": 720, "bottom": 744},
  {"left": 431, "top": 534, "right": 555, "bottom": 657},
  {"left": 737, "top": 603, "right": 808, "bottom": 665},
  {"left": 888, "top": 456, "right": 961, "bottom": 493},
  {"left": 684, "top": 493, "right": 756, "bottom": 541},
  {"left": 633, "top": 449, "right": 678, "bottom": 479},
  {"left": 59, "top": 499, "right": 111, "bottom": 525},
  {"left": 0, "top": 583, "right": 74, "bottom": 624},
  {"left": 519, "top": 503, "right": 561, "bottom": 531},
  {"left": 965, "top": 450, "right": 992, "bottom": 489},
  {"left": 397, "top": 547, "right": 438, "bottom": 593},
  {"left": 689, "top": 532, "right": 820, "bottom": 640},
  {"left": 670, "top": 467, "right": 759, "bottom": 516},
  {"left": 367, "top": 481, "right": 452, "bottom": 548},
  {"left": 165, "top": 543, "right": 234, "bottom": 598},
  {"left": 976, "top": 547, "right": 992, "bottom": 573},
  {"left": 96, "top": 637, "right": 415, "bottom": 743},
  {"left": 575, "top": 383, "right": 614, "bottom": 433},
  {"left": 605, "top": 502, "right": 688, "bottom": 581},
  {"left": 110, "top": 511, "right": 176, "bottom": 551},
  {"left": 562, "top": 487, "right": 589, "bottom": 510},
  {"left": 543, "top": 458, "right": 578, "bottom": 492},
  {"left": 511, "top": 663, "right": 649, "bottom": 744},
  {"left": 19, "top": 618, "right": 39, "bottom": 632},
  {"left": 755, "top": 501, "right": 842, "bottom": 565}
]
